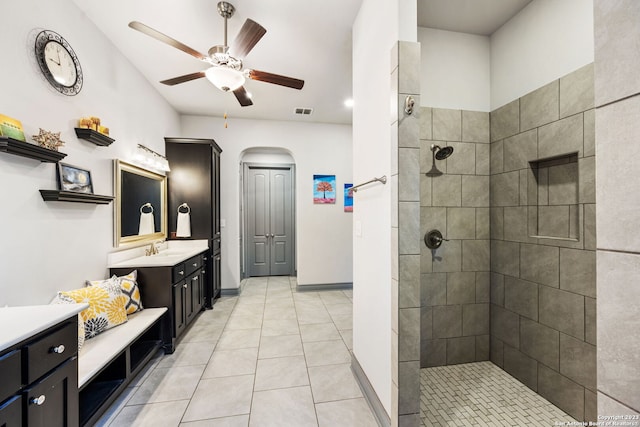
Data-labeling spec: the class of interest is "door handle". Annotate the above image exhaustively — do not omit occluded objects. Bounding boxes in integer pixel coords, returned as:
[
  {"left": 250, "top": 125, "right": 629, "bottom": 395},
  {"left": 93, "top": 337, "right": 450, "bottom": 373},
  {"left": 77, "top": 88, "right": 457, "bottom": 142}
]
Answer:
[{"left": 270, "top": 233, "right": 274, "bottom": 238}]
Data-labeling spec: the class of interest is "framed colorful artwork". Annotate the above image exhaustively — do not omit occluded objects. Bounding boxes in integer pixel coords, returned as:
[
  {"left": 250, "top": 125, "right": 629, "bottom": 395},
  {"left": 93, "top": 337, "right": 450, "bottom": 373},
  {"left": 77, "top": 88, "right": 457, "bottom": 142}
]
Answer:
[
  {"left": 344, "top": 184, "right": 353, "bottom": 212},
  {"left": 313, "top": 174, "right": 336, "bottom": 204}
]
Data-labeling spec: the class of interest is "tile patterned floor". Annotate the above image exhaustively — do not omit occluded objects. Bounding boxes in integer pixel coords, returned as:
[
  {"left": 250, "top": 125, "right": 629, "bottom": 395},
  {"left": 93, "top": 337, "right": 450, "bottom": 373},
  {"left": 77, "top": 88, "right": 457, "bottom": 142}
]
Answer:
[
  {"left": 96, "top": 276, "right": 378, "bottom": 427},
  {"left": 420, "top": 361, "right": 579, "bottom": 427}
]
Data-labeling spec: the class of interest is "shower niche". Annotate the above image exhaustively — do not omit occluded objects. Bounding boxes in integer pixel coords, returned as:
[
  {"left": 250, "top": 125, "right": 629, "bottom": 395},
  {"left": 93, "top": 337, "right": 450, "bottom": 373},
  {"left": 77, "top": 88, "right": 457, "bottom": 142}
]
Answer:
[{"left": 529, "top": 152, "right": 580, "bottom": 241}]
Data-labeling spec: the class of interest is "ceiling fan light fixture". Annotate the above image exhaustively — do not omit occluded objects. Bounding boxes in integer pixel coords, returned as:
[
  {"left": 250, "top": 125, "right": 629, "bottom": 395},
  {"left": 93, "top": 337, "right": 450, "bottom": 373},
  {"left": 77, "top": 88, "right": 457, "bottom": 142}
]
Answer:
[{"left": 205, "top": 66, "right": 245, "bottom": 92}]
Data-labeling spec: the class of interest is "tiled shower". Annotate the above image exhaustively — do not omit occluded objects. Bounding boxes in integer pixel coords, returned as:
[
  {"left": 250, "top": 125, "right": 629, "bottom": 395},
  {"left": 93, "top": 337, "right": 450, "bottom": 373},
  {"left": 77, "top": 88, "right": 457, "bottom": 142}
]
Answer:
[{"left": 419, "top": 64, "right": 597, "bottom": 422}]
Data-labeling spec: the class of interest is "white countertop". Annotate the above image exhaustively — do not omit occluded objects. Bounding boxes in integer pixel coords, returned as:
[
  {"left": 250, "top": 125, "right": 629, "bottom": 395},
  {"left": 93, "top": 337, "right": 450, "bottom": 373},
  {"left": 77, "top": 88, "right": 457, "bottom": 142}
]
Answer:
[
  {"left": 0, "top": 304, "right": 88, "bottom": 352},
  {"left": 108, "top": 240, "right": 209, "bottom": 269}
]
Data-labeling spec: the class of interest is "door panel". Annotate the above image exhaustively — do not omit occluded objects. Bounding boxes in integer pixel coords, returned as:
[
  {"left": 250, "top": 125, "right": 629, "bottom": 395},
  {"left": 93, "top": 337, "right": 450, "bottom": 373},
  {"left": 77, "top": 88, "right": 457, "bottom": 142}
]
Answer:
[
  {"left": 269, "top": 168, "right": 292, "bottom": 276},
  {"left": 248, "top": 169, "right": 270, "bottom": 276},
  {"left": 246, "top": 165, "right": 294, "bottom": 277}
]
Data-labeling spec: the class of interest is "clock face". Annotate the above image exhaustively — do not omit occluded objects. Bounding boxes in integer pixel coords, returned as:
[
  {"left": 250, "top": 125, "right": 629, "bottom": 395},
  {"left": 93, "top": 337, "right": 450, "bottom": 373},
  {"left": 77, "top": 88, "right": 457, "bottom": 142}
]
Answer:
[
  {"left": 43, "top": 41, "right": 77, "bottom": 87},
  {"left": 35, "top": 30, "right": 83, "bottom": 96}
]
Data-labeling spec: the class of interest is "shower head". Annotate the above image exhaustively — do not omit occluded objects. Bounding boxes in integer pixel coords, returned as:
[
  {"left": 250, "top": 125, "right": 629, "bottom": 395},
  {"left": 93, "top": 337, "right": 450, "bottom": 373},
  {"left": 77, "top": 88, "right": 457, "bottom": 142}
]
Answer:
[
  {"left": 425, "top": 144, "right": 453, "bottom": 177},
  {"left": 433, "top": 145, "right": 454, "bottom": 160}
]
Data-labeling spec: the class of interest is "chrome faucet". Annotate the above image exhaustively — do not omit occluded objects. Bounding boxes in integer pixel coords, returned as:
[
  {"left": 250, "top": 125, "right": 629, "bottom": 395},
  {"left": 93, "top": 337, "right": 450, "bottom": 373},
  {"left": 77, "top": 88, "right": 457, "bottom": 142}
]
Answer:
[{"left": 145, "top": 240, "right": 163, "bottom": 256}]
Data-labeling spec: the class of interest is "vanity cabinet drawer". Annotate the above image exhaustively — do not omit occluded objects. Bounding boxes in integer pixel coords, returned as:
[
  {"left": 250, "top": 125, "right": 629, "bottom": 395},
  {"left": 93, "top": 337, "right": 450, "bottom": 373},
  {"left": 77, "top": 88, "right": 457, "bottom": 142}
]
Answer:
[
  {"left": 172, "top": 262, "right": 186, "bottom": 283},
  {"left": 185, "top": 255, "right": 202, "bottom": 277},
  {"left": 0, "top": 350, "right": 21, "bottom": 404},
  {"left": 25, "top": 321, "right": 77, "bottom": 384}
]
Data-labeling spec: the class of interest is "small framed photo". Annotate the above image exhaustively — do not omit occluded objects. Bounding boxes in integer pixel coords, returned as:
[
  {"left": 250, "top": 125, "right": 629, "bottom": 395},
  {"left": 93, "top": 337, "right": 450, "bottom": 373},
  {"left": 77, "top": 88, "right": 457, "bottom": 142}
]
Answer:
[{"left": 57, "top": 162, "right": 93, "bottom": 193}]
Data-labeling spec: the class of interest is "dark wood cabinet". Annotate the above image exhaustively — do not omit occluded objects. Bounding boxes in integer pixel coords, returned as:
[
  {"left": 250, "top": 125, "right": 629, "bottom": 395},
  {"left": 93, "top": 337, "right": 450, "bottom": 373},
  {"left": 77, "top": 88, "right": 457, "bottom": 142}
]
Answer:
[
  {"left": 165, "top": 138, "right": 222, "bottom": 308},
  {"left": 0, "top": 316, "right": 79, "bottom": 427},
  {"left": 24, "top": 357, "right": 78, "bottom": 427},
  {"left": 111, "top": 250, "right": 207, "bottom": 353}
]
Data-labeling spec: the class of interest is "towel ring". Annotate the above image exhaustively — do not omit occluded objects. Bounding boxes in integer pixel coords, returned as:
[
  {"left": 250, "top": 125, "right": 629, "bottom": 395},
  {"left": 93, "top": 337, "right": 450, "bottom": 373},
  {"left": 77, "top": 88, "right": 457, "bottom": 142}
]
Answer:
[
  {"left": 178, "top": 203, "right": 190, "bottom": 214},
  {"left": 140, "top": 203, "right": 154, "bottom": 214}
]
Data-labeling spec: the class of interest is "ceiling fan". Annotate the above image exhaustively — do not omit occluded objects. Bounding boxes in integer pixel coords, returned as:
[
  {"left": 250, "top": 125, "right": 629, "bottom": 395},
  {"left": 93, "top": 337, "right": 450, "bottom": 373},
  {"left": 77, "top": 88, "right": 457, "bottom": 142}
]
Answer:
[{"left": 128, "top": 1, "right": 304, "bottom": 107}]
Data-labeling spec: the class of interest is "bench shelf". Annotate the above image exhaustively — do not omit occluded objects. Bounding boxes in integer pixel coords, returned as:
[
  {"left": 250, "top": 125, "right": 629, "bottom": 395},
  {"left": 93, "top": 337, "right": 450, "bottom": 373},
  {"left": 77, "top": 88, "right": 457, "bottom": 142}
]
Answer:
[{"left": 78, "top": 307, "right": 167, "bottom": 427}]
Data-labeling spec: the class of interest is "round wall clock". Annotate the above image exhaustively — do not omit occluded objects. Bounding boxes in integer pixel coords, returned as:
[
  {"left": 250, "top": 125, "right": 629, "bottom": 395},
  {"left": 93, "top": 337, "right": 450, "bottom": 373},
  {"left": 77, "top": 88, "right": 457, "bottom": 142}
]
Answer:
[{"left": 34, "top": 30, "right": 83, "bottom": 96}]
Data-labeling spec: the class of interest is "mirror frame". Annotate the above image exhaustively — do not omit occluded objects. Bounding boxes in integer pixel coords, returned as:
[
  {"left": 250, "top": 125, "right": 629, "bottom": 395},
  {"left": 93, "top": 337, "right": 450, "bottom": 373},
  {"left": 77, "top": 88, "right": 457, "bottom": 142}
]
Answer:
[{"left": 114, "top": 159, "right": 167, "bottom": 247}]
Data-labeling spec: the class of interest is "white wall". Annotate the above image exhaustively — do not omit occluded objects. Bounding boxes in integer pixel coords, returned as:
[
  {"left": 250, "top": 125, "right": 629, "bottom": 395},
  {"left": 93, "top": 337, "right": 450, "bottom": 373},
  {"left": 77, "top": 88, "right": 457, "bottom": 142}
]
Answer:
[
  {"left": 0, "top": 0, "right": 180, "bottom": 306},
  {"left": 180, "top": 115, "right": 352, "bottom": 290},
  {"left": 418, "top": 27, "right": 491, "bottom": 111},
  {"left": 352, "top": 0, "right": 415, "bottom": 416},
  {"left": 491, "top": 0, "right": 594, "bottom": 109}
]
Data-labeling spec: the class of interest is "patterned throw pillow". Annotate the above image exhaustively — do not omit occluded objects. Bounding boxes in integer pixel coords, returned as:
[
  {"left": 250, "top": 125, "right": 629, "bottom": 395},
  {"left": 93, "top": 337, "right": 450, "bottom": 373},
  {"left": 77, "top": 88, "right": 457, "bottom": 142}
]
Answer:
[
  {"left": 117, "top": 270, "right": 143, "bottom": 314},
  {"left": 58, "top": 283, "right": 127, "bottom": 339},
  {"left": 87, "top": 272, "right": 143, "bottom": 315},
  {"left": 49, "top": 296, "right": 85, "bottom": 351}
]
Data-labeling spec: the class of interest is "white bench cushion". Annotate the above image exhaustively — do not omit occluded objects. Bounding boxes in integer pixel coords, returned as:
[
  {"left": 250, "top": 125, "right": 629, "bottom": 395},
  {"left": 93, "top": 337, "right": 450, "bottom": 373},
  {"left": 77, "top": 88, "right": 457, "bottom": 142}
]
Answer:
[{"left": 78, "top": 307, "right": 167, "bottom": 388}]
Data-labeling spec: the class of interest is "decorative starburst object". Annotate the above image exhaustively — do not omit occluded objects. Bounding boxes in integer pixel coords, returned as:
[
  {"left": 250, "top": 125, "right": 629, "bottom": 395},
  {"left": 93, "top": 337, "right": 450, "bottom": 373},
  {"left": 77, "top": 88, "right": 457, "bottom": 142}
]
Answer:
[{"left": 32, "top": 128, "right": 65, "bottom": 151}]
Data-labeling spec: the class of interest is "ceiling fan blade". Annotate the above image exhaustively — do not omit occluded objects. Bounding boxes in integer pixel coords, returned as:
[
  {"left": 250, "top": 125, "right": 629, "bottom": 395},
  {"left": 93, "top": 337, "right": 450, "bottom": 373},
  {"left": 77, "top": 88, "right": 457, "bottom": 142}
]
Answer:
[
  {"left": 233, "top": 86, "right": 254, "bottom": 107},
  {"left": 160, "top": 71, "right": 206, "bottom": 86},
  {"left": 229, "top": 19, "right": 266, "bottom": 59},
  {"left": 129, "top": 21, "right": 207, "bottom": 61},
  {"left": 248, "top": 70, "right": 305, "bottom": 90}
]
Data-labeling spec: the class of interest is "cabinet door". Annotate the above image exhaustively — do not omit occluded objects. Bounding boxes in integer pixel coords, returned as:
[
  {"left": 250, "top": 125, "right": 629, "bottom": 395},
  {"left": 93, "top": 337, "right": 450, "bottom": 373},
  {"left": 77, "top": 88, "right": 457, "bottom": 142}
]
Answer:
[
  {"left": 24, "top": 357, "right": 79, "bottom": 427},
  {"left": 213, "top": 253, "right": 221, "bottom": 299},
  {"left": 191, "top": 270, "right": 204, "bottom": 315},
  {"left": 0, "top": 395, "right": 21, "bottom": 427},
  {"left": 166, "top": 141, "right": 213, "bottom": 240},
  {"left": 212, "top": 149, "right": 221, "bottom": 239},
  {"left": 172, "top": 282, "right": 186, "bottom": 338},
  {"left": 185, "top": 273, "right": 196, "bottom": 325}
]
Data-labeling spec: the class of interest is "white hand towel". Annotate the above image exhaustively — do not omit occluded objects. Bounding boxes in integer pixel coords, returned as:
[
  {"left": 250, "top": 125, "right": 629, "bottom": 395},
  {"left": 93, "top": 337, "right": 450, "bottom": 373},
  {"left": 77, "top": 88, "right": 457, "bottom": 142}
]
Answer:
[
  {"left": 138, "top": 211, "right": 155, "bottom": 235},
  {"left": 176, "top": 211, "right": 191, "bottom": 237}
]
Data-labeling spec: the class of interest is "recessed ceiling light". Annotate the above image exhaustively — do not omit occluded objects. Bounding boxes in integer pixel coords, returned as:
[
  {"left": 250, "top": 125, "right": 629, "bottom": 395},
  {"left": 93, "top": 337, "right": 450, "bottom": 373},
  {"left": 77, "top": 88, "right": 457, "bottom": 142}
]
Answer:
[{"left": 344, "top": 98, "right": 354, "bottom": 107}]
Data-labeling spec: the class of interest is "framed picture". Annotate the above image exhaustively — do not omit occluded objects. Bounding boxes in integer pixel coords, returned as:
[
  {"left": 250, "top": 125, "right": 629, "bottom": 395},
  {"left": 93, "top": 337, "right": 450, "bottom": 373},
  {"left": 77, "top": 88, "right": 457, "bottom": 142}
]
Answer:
[
  {"left": 313, "top": 174, "right": 336, "bottom": 204},
  {"left": 57, "top": 162, "right": 94, "bottom": 193},
  {"left": 344, "top": 184, "right": 353, "bottom": 212},
  {"left": 0, "top": 114, "right": 26, "bottom": 141}
]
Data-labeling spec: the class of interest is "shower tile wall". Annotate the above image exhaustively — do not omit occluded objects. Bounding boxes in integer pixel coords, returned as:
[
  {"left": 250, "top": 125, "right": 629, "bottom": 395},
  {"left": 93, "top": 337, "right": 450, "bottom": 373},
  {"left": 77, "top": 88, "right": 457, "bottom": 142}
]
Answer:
[
  {"left": 391, "top": 40, "right": 422, "bottom": 427},
  {"left": 489, "top": 63, "right": 596, "bottom": 422},
  {"left": 419, "top": 107, "right": 491, "bottom": 368},
  {"left": 594, "top": 0, "right": 640, "bottom": 417}
]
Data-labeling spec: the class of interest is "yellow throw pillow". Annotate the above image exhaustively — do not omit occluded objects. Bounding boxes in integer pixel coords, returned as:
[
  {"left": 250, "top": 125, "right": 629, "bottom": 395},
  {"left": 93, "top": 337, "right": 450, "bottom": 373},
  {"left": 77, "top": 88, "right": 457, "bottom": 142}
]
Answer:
[
  {"left": 87, "top": 272, "right": 143, "bottom": 315},
  {"left": 58, "top": 283, "right": 127, "bottom": 339}
]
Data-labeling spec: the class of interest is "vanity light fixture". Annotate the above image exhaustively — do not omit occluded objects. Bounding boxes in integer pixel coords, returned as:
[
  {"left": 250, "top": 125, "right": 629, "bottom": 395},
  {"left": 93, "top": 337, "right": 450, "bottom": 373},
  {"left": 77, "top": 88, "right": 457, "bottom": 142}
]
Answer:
[{"left": 134, "top": 144, "right": 170, "bottom": 172}]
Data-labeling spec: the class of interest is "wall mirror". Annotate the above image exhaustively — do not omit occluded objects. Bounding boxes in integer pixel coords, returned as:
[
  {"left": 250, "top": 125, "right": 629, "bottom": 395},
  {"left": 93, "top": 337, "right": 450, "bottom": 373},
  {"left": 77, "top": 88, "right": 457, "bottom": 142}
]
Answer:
[{"left": 114, "top": 159, "right": 167, "bottom": 247}]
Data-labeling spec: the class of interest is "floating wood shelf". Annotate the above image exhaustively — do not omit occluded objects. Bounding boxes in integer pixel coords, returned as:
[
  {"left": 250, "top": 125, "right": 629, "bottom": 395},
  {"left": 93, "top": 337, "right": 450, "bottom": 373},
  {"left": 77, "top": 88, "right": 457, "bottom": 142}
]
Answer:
[
  {"left": 39, "top": 190, "right": 114, "bottom": 204},
  {"left": 0, "top": 136, "right": 67, "bottom": 163},
  {"left": 74, "top": 128, "right": 115, "bottom": 146}
]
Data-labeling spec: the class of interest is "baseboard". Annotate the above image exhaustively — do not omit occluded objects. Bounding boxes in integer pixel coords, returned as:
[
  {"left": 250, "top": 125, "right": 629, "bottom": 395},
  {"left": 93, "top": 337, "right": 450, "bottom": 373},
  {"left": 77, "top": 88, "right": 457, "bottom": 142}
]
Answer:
[
  {"left": 220, "top": 287, "right": 241, "bottom": 296},
  {"left": 296, "top": 282, "right": 353, "bottom": 292},
  {"left": 351, "top": 354, "right": 391, "bottom": 427}
]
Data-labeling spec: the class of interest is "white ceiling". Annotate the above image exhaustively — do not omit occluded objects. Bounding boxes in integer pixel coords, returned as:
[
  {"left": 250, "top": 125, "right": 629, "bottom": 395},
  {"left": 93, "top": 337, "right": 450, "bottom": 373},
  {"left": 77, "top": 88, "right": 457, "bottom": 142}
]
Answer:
[
  {"left": 73, "top": 0, "right": 532, "bottom": 125},
  {"left": 417, "top": 0, "right": 533, "bottom": 36}
]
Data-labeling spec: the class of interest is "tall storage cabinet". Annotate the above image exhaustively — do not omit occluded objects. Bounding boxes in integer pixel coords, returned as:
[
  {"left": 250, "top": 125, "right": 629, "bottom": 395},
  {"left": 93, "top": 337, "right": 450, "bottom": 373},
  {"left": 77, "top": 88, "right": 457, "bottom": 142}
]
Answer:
[{"left": 165, "top": 138, "right": 222, "bottom": 307}]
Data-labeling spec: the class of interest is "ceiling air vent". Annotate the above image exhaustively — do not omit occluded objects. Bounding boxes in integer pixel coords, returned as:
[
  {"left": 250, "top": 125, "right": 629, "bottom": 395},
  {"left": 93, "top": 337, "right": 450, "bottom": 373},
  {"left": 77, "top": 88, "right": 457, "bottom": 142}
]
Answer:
[{"left": 294, "top": 107, "right": 313, "bottom": 115}]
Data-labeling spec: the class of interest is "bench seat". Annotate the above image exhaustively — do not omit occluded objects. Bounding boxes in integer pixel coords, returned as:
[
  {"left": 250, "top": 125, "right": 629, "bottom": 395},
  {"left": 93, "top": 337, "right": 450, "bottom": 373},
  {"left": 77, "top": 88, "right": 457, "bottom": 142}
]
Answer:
[{"left": 77, "top": 307, "right": 167, "bottom": 426}]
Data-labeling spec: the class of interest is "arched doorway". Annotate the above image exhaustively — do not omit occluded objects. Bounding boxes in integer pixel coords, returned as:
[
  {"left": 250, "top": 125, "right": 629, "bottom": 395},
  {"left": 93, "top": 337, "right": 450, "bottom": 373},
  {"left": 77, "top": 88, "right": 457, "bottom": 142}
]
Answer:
[{"left": 240, "top": 147, "right": 296, "bottom": 279}]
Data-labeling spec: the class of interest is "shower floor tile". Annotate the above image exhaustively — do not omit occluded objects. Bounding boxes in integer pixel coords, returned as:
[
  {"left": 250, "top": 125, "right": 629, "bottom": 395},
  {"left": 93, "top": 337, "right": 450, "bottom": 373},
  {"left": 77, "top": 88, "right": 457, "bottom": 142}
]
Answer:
[{"left": 420, "top": 361, "right": 577, "bottom": 427}]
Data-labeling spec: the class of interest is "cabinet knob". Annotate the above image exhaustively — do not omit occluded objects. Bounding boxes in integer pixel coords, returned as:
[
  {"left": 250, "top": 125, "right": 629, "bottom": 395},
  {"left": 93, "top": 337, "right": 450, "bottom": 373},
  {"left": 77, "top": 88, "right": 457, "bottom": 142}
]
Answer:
[
  {"left": 30, "top": 395, "right": 46, "bottom": 406},
  {"left": 202, "top": 270, "right": 206, "bottom": 274},
  {"left": 193, "top": 263, "right": 198, "bottom": 267},
  {"left": 183, "top": 283, "right": 188, "bottom": 289},
  {"left": 50, "top": 345, "right": 65, "bottom": 354},
  {"left": 179, "top": 270, "right": 184, "bottom": 276},
  {"left": 192, "top": 276, "right": 198, "bottom": 281},
  {"left": 203, "top": 257, "right": 208, "bottom": 261}
]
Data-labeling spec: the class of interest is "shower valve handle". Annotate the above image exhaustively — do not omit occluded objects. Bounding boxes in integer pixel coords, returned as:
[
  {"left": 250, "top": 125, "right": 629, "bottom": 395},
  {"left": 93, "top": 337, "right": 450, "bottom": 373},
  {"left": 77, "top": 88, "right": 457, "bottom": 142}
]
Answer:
[{"left": 424, "top": 229, "right": 448, "bottom": 249}]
